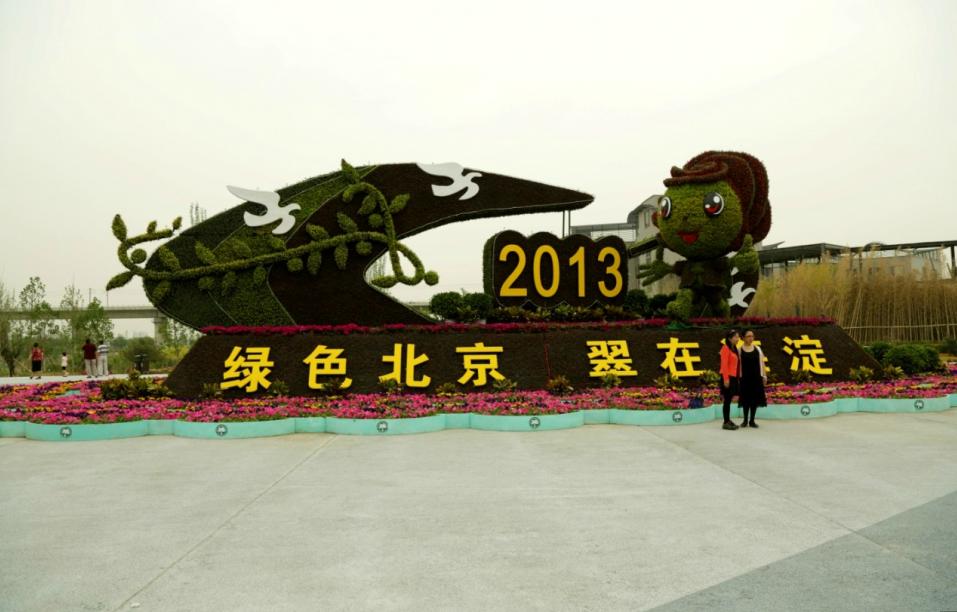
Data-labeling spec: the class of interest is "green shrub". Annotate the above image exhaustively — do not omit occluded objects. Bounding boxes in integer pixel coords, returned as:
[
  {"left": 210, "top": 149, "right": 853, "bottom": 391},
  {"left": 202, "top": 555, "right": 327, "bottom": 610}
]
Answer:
[
  {"left": 698, "top": 370, "right": 721, "bottom": 387},
  {"left": 545, "top": 375, "right": 574, "bottom": 395},
  {"left": 653, "top": 373, "right": 682, "bottom": 389},
  {"left": 267, "top": 380, "right": 290, "bottom": 397},
  {"left": 462, "top": 293, "right": 493, "bottom": 320},
  {"left": 99, "top": 371, "right": 171, "bottom": 400},
  {"left": 649, "top": 293, "right": 676, "bottom": 317},
  {"left": 434, "top": 382, "right": 459, "bottom": 395},
  {"left": 429, "top": 292, "right": 465, "bottom": 321},
  {"left": 599, "top": 373, "right": 621, "bottom": 388},
  {"left": 623, "top": 289, "right": 650, "bottom": 316},
  {"left": 940, "top": 337, "right": 957, "bottom": 356},
  {"left": 849, "top": 366, "right": 875, "bottom": 382},
  {"left": 492, "top": 377, "right": 518, "bottom": 392},
  {"left": 883, "top": 343, "right": 940, "bottom": 375},
  {"left": 882, "top": 364, "right": 904, "bottom": 379},
  {"left": 865, "top": 341, "right": 892, "bottom": 363},
  {"left": 791, "top": 369, "right": 813, "bottom": 383}
]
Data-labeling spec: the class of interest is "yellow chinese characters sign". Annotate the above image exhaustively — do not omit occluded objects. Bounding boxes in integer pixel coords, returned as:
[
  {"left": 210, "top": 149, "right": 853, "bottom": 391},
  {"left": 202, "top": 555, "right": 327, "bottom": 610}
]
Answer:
[
  {"left": 380, "top": 343, "right": 431, "bottom": 388},
  {"left": 782, "top": 335, "right": 832, "bottom": 375},
  {"left": 303, "top": 345, "right": 352, "bottom": 390},
  {"left": 221, "top": 346, "right": 273, "bottom": 392},
  {"left": 586, "top": 340, "right": 637, "bottom": 377},
  {"left": 656, "top": 337, "right": 703, "bottom": 377},
  {"left": 456, "top": 342, "right": 505, "bottom": 386}
]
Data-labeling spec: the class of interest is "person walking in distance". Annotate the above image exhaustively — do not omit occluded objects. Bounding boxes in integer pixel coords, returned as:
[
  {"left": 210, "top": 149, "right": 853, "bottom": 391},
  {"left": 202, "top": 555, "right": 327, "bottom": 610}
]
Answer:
[
  {"left": 738, "top": 329, "right": 767, "bottom": 428},
  {"left": 96, "top": 339, "right": 110, "bottom": 377},
  {"left": 61, "top": 351, "right": 69, "bottom": 376},
  {"left": 82, "top": 338, "right": 97, "bottom": 378},
  {"left": 30, "top": 343, "right": 44, "bottom": 380},
  {"left": 718, "top": 329, "right": 740, "bottom": 430}
]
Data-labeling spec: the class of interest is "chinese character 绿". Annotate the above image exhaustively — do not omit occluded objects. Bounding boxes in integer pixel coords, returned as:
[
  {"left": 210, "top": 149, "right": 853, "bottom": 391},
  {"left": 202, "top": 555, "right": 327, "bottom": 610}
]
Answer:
[{"left": 221, "top": 346, "right": 273, "bottom": 392}]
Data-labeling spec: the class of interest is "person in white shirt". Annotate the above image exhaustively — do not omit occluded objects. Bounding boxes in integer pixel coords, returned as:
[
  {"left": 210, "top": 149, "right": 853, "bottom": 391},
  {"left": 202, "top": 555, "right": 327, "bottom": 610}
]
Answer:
[
  {"left": 96, "top": 340, "right": 110, "bottom": 377},
  {"left": 61, "top": 352, "right": 69, "bottom": 376}
]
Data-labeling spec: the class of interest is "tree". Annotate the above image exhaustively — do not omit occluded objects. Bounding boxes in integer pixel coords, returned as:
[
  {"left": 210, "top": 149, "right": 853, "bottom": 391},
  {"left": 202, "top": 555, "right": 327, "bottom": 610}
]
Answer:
[
  {"left": 76, "top": 298, "right": 114, "bottom": 343},
  {"left": 18, "top": 276, "right": 58, "bottom": 340},
  {"left": 189, "top": 202, "right": 207, "bottom": 226},
  {"left": 0, "top": 281, "right": 27, "bottom": 376},
  {"left": 159, "top": 317, "right": 199, "bottom": 349},
  {"left": 60, "top": 283, "right": 86, "bottom": 343}
]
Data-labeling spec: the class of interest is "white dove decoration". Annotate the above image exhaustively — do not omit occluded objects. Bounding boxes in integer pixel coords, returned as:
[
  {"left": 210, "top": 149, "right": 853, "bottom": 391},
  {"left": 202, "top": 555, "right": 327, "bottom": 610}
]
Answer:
[
  {"left": 728, "top": 266, "right": 757, "bottom": 308},
  {"left": 227, "top": 185, "right": 301, "bottom": 235},
  {"left": 416, "top": 162, "right": 482, "bottom": 200}
]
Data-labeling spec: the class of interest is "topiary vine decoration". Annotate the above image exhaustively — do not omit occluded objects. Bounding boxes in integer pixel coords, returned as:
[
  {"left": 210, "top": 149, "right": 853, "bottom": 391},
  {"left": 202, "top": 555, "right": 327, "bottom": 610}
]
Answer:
[{"left": 106, "top": 159, "right": 440, "bottom": 302}]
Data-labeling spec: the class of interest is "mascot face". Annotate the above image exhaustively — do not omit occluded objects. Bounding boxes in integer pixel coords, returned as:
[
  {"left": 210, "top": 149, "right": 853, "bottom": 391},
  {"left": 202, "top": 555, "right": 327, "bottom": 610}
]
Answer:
[{"left": 655, "top": 180, "right": 743, "bottom": 260}]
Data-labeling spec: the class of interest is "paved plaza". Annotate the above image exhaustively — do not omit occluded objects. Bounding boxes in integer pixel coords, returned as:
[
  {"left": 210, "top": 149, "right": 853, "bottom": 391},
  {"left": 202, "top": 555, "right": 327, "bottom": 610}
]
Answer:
[{"left": 1, "top": 410, "right": 956, "bottom": 611}]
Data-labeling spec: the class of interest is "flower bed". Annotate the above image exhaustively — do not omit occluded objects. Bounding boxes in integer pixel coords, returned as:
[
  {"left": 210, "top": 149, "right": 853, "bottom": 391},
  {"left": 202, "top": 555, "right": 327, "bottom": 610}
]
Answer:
[
  {"left": 1, "top": 366, "right": 954, "bottom": 426},
  {"left": 200, "top": 316, "right": 837, "bottom": 337}
]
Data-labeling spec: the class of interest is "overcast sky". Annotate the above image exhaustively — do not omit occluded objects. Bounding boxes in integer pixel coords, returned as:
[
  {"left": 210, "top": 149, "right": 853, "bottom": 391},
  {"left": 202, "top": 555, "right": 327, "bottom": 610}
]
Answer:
[{"left": 1, "top": 0, "right": 955, "bottom": 334}]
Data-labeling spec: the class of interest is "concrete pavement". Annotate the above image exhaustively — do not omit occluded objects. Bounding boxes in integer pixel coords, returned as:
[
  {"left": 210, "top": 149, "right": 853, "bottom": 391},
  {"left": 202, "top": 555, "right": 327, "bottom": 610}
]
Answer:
[{"left": 1, "top": 410, "right": 956, "bottom": 611}]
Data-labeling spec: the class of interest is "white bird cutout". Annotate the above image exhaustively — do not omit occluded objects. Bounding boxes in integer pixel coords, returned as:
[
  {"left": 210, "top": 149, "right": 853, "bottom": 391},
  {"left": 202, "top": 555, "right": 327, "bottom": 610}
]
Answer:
[
  {"left": 227, "top": 185, "right": 301, "bottom": 235},
  {"left": 728, "top": 266, "right": 757, "bottom": 308},
  {"left": 416, "top": 162, "right": 482, "bottom": 200}
]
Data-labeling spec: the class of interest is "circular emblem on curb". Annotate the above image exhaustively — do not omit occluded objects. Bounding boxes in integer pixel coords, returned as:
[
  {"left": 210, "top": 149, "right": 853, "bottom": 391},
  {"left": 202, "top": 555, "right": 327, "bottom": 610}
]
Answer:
[
  {"left": 800, "top": 405, "right": 811, "bottom": 416},
  {"left": 529, "top": 416, "right": 541, "bottom": 429},
  {"left": 672, "top": 411, "right": 683, "bottom": 423},
  {"left": 376, "top": 421, "right": 389, "bottom": 433},
  {"left": 59, "top": 426, "right": 72, "bottom": 439},
  {"left": 215, "top": 424, "right": 228, "bottom": 437},
  {"left": 914, "top": 399, "right": 924, "bottom": 411}
]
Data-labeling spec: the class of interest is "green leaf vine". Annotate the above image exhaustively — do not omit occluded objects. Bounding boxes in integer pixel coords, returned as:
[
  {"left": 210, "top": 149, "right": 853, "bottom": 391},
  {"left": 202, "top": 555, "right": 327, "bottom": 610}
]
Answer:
[{"left": 106, "top": 159, "right": 440, "bottom": 302}]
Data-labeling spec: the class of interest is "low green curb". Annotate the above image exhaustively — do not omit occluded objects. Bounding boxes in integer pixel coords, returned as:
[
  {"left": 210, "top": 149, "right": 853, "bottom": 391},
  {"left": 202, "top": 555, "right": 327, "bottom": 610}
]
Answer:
[
  {"left": 469, "top": 411, "right": 584, "bottom": 432},
  {"left": 294, "top": 417, "right": 327, "bottom": 433},
  {"left": 754, "top": 402, "right": 839, "bottom": 420},
  {"left": 0, "top": 421, "right": 25, "bottom": 437},
  {"left": 147, "top": 420, "right": 174, "bottom": 435},
  {"left": 611, "top": 407, "right": 714, "bottom": 426},
  {"left": 444, "top": 413, "right": 471, "bottom": 429},
  {"left": 583, "top": 409, "right": 611, "bottom": 424},
  {"left": 173, "top": 418, "right": 296, "bottom": 439},
  {"left": 25, "top": 420, "right": 147, "bottom": 441},
  {"left": 1, "top": 395, "right": 954, "bottom": 440},
  {"left": 326, "top": 414, "right": 447, "bottom": 435}
]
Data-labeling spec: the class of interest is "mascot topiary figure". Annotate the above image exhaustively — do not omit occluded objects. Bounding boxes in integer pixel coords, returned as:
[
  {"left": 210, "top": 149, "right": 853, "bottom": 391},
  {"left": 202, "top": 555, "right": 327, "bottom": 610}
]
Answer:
[{"left": 638, "top": 151, "right": 771, "bottom": 319}]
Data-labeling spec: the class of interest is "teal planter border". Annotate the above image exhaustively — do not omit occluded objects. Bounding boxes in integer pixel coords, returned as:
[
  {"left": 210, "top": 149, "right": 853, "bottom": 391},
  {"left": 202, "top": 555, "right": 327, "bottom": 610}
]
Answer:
[
  {"left": 173, "top": 418, "right": 296, "bottom": 439},
  {"left": 326, "top": 414, "right": 447, "bottom": 435},
  {"left": 470, "top": 411, "right": 584, "bottom": 432},
  {"left": 25, "top": 420, "right": 147, "bottom": 442},
  {"left": 0, "top": 395, "right": 954, "bottom": 441},
  {"left": 611, "top": 407, "right": 714, "bottom": 426},
  {"left": 0, "top": 421, "right": 25, "bottom": 437}
]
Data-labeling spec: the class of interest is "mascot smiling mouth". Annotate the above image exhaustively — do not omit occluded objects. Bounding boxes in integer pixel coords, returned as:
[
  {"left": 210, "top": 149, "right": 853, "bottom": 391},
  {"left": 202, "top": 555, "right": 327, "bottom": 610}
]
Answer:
[{"left": 677, "top": 230, "right": 699, "bottom": 244}]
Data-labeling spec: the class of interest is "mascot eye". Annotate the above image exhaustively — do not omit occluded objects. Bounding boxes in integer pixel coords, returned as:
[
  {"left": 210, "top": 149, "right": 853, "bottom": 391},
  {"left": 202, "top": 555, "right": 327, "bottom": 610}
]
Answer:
[
  {"left": 703, "top": 192, "right": 724, "bottom": 217},
  {"left": 658, "top": 196, "right": 672, "bottom": 219}
]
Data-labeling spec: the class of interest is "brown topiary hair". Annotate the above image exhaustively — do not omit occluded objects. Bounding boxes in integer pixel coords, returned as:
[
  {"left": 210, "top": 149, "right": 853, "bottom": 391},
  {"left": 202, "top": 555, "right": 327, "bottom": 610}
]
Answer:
[{"left": 663, "top": 151, "right": 771, "bottom": 250}]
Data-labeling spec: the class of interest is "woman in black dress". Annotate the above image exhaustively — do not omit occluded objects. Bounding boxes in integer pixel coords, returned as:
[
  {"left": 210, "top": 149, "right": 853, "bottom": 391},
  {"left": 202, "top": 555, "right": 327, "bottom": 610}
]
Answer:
[{"left": 738, "top": 329, "right": 767, "bottom": 428}]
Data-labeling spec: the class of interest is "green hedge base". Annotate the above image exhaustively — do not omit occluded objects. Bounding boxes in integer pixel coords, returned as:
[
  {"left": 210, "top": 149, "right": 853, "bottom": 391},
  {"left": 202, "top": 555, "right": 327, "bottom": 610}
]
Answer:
[{"left": 2, "top": 396, "right": 955, "bottom": 441}]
